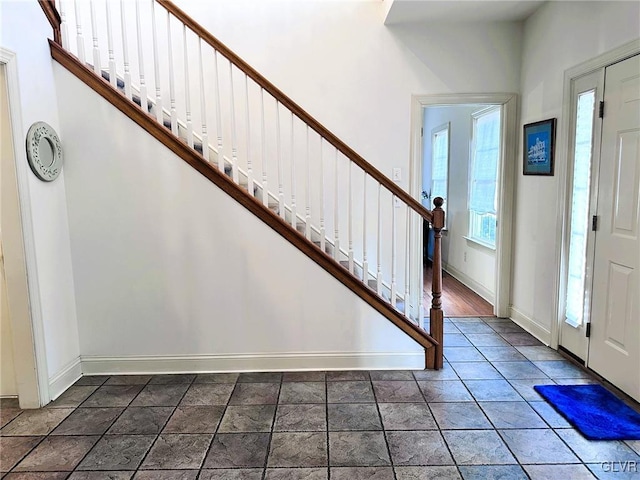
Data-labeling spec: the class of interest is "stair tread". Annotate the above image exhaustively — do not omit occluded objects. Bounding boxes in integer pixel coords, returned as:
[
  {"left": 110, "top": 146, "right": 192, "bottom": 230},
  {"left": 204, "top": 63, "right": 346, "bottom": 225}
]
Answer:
[
  {"left": 100, "top": 69, "right": 125, "bottom": 89},
  {"left": 312, "top": 240, "right": 332, "bottom": 255}
]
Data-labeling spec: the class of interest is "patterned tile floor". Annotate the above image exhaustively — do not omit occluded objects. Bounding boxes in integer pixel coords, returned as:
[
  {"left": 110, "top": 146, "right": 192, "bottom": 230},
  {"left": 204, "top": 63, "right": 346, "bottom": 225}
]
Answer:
[{"left": 1, "top": 317, "right": 640, "bottom": 479}]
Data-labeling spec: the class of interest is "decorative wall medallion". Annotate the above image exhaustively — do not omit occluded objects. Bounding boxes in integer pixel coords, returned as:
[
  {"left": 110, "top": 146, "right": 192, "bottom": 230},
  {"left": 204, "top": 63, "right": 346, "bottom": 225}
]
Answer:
[{"left": 25, "top": 121, "right": 63, "bottom": 182}]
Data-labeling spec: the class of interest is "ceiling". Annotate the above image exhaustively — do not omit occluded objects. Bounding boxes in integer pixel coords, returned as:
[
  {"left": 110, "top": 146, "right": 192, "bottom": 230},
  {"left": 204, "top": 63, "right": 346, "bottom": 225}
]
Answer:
[{"left": 384, "top": 0, "right": 547, "bottom": 24}]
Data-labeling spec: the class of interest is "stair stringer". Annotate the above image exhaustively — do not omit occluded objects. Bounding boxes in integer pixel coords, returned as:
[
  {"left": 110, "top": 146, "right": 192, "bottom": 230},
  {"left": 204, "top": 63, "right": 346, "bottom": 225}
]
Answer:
[{"left": 51, "top": 40, "right": 438, "bottom": 370}]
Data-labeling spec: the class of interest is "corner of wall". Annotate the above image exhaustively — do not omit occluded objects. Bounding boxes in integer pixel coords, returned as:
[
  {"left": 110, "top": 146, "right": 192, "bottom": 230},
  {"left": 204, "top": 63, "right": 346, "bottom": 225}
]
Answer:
[
  {"left": 48, "top": 356, "right": 82, "bottom": 401},
  {"left": 509, "top": 305, "right": 551, "bottom": 346}
]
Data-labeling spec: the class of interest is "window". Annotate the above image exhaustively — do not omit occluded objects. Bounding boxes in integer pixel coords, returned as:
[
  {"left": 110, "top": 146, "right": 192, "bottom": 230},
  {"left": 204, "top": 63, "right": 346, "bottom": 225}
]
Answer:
[
  {"left": 431, "top": 124, "right": 449, "bottom": 225},
  {"left": 469, "top": 107, "right": 501, "bottom": 247},
  {"left": 565, "top": 89, "right": 596, "bottom": 326}
]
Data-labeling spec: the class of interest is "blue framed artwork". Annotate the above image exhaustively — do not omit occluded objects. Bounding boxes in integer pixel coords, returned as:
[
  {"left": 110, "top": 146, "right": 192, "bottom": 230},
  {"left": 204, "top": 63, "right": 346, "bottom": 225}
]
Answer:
[{"left": 523, "top": 118, "right": 556, "bottom": 176}]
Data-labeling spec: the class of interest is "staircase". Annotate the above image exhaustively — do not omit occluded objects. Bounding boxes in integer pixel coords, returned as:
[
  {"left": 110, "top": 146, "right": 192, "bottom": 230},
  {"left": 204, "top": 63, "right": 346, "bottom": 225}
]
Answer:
[{"left": 38, "top": 0, "right": 445, "bottom": 369}]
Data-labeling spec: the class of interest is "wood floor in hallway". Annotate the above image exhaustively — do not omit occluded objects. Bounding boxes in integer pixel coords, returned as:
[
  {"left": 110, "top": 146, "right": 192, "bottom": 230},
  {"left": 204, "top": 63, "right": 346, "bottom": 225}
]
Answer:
[{"left": 423, "top": 264, "right": 494, "bottom": 317}]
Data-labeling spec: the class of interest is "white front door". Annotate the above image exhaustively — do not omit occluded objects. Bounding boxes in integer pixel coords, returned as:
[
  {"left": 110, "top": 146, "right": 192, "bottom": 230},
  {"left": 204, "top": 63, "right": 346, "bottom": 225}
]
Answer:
[{"left": 588, "top": 54, "right": 640, "bottom": 401}]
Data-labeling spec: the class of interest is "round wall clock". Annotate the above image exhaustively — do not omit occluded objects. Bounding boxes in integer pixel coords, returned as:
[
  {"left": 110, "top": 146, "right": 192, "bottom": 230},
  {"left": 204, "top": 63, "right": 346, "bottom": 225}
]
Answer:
[{"left": 25, "top": 121, "right": 63, "bottom": 182}]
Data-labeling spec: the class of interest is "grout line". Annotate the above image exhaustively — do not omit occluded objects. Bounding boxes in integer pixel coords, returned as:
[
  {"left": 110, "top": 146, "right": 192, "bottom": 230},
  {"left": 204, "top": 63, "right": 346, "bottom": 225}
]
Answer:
[
  {"left": 325, "top": 375, "right": 330, "bottom": 480},
  {"left": 63, "top": 374, "right": 155, "bottom": 476},
  {"left": 261, "top": 374, "right": 283, "bottom": 480},
  {"left": 132, "top": 374, "right": 197, "bottom": 476},
  {"left": 198, "top": 375, "right": 242, "bottom": 479},
  {"left": 369, "top": 373, "right": 396, "bottom": 479}
]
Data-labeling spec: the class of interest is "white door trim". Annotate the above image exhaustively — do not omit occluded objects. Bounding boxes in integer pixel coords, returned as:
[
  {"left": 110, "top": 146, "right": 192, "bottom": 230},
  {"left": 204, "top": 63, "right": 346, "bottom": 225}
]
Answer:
[
  {"left": 409, "top": 93, "right": 518, "bottom": 319},
  {"left": 553, "top": 38, "right": 640, "bottom": 350},
  {"left": 0, "top": 47, "right": 50, "bottom": 407}
]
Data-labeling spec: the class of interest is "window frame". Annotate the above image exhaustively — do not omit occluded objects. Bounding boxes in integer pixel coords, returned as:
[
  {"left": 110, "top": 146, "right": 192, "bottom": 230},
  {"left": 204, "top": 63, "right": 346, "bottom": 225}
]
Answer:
[
  {"left": 430, "top": 122, "right": 450, "bottom": 229},
  {"left": 468, "top": 105, "right": 501, "bottom": 249}
]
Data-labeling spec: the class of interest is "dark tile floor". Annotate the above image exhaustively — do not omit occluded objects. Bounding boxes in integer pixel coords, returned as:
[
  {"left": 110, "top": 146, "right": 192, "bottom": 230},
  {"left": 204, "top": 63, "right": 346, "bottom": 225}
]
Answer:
[{"left": 1, "top": 317, "right": 639, "bottom": 479}]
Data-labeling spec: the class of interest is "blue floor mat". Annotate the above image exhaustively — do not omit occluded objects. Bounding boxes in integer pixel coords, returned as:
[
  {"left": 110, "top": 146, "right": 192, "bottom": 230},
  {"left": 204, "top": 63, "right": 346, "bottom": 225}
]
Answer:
[{"left": 534, "top": 384, "right": 640, "bottom": 440}]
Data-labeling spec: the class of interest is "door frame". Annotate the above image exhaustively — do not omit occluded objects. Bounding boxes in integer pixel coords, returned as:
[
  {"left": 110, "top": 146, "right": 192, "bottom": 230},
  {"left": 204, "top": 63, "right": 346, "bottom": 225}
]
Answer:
[
  {"left": 409, "top": 93, "right": 519, "bottom": 319},
  {"left": 553, "top": 38, "right": 640, "bottom": 351},
  {"left": 0, "top": 47, "right": 50, "bottom": 407}
]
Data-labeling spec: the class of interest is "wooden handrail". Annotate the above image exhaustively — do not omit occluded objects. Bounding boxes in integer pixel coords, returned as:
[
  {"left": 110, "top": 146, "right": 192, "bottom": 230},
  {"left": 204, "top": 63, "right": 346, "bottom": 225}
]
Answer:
[
  {"left": 38, "top": 0, "right": 61, "bottom": 45},
  {"left": 156, "top": 0, "right": 434, "bottom": 225}
]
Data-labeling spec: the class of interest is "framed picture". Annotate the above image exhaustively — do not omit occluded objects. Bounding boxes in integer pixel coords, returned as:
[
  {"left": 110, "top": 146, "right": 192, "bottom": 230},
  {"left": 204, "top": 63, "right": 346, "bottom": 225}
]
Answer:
[{"left": 523, "top": 118, "right": 556, "bottom": 176}]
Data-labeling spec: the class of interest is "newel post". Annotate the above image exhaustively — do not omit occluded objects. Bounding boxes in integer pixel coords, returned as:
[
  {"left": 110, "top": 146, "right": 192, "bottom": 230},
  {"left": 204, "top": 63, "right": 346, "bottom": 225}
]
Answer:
[{"left": 429, "top": 197, "right": 445, "bottom": 370}]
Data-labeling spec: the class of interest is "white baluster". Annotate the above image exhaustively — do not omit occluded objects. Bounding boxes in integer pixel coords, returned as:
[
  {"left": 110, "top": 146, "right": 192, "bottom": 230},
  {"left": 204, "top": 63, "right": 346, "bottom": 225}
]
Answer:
[
  {"left": 290, "top": 113, "right": 297, "bottom": 229},
  {"left": 245, "top": 74, "right": 253, "bottom": 195},
  {"left": 120, "top": 0, "right": 132, "bottom": 100},
  {"left": 229, "top": 63, "right": 239, "bottom": 183},
  {"left": 260, "top": 89, "right": 268, "bottom": 208},
  {"left": 60, "top": 0, "right": 69, "bottom": 49},
  {"left": 276, "top": 103, "right": 285, "bottom": 219},
  {"left": 151, "top": 0, "right": 163, "bottom": 124},
  {"left": 183, "top": 25, "right": 193, "bottom": 147},
  {"left": 391, "top": 194, "right": 397, "bottom": 308},
  {"left": 89, "top": 0, "right": 100, "bottom": 74},
  {"left": 165, "top": 11, "right": 177, "bottom": 134},
  {"left": 212, "top": 50, "right": 224, "bottom": 171},
  {"left": 305, "top": 127, "right": 311, "bottom": 239},
  {"left": 376, "top": 183, "right": 382, "bottom": 295},
  {"left": 348, "top": 162, "right": 354, "bottom": 274},
  {"left": 362, "top": 173, "right": 368, "bottom": 284},
  {"left": 74, "top": 0, "right": 85, "bottom": 63},
  {"left": 135, "top": 0, "right": 147, "bottom": 111},
  {"left": 334, "top": 148, "right": 340, "bottom": 262},
  {"left": 319, "top": 138, "right": 326, "bottom": 253},
  {"left": 404, "top": 206, "right": 411, "bottom": 318},
  {"left": 198, "top": 39, "right": 209, "bottom": 160},
  {"left": 105, "top": 0, "right": 116, "bottom": 88}
]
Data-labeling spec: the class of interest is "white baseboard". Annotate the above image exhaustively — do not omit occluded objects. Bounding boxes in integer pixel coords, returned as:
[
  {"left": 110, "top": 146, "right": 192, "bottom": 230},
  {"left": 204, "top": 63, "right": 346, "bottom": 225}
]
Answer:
[
  {"left": 443, "top": 262, "right": 495, "bottom": 306},
  {"left": 509, "top": 306, "right": 552, "bottom": 345},
  {"left": 48, "top": 357, "right": 82, "bottom": 400},
  {"left": 80, "top": 351, "right": 425, "bottom": 375}
]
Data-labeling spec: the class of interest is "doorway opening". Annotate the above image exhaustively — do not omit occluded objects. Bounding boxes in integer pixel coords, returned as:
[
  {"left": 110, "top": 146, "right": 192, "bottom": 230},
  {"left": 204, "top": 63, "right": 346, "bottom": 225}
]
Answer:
[
  {"left": 410, "top": 94, "right": 518, "bottom": 320},
  {"left": 1, "top": 48, "right": 47, "bottom": 408}
]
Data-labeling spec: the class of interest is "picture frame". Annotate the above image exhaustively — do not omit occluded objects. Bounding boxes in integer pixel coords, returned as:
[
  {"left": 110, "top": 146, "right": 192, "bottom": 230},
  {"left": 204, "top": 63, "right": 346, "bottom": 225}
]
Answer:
[{"left": 523, "top": 118, "right": 556, "bottom": 176}]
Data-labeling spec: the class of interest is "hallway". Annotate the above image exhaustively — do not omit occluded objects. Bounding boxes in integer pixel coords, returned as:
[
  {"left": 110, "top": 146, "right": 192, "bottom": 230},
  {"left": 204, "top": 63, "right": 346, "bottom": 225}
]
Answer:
[{"left": 423, "top": 265, "right": 494, "bottom": 317}]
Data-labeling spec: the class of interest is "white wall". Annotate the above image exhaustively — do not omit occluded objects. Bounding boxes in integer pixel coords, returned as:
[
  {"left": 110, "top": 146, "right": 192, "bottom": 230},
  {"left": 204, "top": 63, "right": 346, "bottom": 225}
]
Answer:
[
  {"left": 513, "top": 1, "right": 640, "bottom": 340},
  {"left": 422, "top": 105, "right": 495, "bottom": 302},
  {"left": 173, "top": 0, "right": 522, "bottom": 200},
  {"left": 0, "top": 2, "right": 81, "bottom": 398},
  {"left": 55, "top": 66, "right": 424, "bottom": 371}
]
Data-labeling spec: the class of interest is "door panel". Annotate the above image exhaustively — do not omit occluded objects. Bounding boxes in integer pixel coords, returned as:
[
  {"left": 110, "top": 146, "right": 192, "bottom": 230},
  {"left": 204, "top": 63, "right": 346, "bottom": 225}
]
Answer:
[
  {"left": 588, "top": 55, "right": 640, "bottom": 401},
  {"left": 613, "top": 130, "right": 639, "bottom": 234}
]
